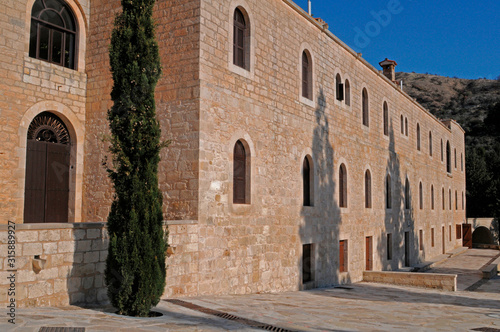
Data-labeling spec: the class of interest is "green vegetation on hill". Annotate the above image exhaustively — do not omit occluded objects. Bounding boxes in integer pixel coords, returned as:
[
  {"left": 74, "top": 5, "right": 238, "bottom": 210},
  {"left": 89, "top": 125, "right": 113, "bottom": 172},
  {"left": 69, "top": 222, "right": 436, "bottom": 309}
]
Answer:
[{"left": 395, "top": 72, "right": 500, "bottom": 219}]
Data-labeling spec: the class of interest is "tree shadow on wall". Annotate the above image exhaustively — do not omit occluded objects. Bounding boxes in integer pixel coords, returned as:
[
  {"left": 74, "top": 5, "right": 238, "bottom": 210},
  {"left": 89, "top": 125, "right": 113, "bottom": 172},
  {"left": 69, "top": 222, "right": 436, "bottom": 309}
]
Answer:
[
  {"left": 299, "top": 88, "right": 344, "bottom": 290},
  {"left": 377, "top": 121, "right": 419, "bottom": 272}
]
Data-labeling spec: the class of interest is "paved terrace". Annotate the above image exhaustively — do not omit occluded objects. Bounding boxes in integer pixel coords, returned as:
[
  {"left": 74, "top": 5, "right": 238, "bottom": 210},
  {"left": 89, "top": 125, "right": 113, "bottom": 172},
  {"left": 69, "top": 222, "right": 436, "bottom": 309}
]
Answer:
[{"left": 2, "top": 249, "right": 500, "bottom": 332}]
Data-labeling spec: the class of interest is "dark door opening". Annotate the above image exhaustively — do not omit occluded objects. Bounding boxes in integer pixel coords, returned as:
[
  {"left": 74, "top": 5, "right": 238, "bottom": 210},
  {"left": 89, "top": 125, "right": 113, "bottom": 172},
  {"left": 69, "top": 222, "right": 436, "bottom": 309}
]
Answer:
[
  {"left": 404, "top": 232, "right": 410, "bottom": 267},
  {"left": 302, "top": 244, "right": 313, "bottom": 283},
  {"left": 365, "top": 236, "right": 373, "bottom": 271}
]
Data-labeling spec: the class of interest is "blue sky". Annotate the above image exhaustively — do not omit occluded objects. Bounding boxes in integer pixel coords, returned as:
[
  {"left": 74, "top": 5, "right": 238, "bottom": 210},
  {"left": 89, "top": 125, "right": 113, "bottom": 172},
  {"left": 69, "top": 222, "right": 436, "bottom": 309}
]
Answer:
[{"left": 294, "top": 0, "right": 500, "bottom": 79}]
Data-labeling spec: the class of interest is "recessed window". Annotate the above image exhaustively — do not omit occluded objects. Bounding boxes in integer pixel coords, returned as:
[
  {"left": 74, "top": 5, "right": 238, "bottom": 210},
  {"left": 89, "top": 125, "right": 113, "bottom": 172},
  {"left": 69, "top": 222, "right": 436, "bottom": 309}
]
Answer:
[
  {"left": 416, "top": 124, "right": 421, "bottom": 151},
  {"left": 336, "top": 74, "right": 344, "bottom": 101},
  {"left": 405, "top": 118, "right": 408, "bottom": 136},
  {"left": 339, "top": 240, "right": 348, "bottom": 272},
  {"left": 233, "top": 140, "right": 250, "bottom": 204},
  {"left": 461, "top": 153, "right": 464, "bottom": 171},
  {"left": 405, "top": 178, "right": 410, "bottom": 210},
  {"left": 462, "top": 191, "right": 464, "bottom": 210},
  {"left": 233, "top": 8, "right": 249, "bottom": 69},
  {"left": 365, "top": 170, "right": 372, "bottom": 208},
  {"left": 455, "top": 190, "right": 458, "bottom": 210},
  {"left": 441, "top": 139, "right": 444, "bottom": 162},
  {"left": 446, "top": 141, "right": 451, "bottom": 173},
  {"left": 456, "top": 224, "right": 462, "bottom": 239},
  {"left": 302, "top": 51, "right": 312, "bottom": 100},
  {"left": 365, "top": 236, "right": 373, "bottom": 271},
  {"left": 431, "top": 228, "right": 435, "bottom": 247},
  {"left": 454, "top": 148, "right": 457, "bottom": 169},
  {"left": 303, "top": 156, "right": 314, "bottom": 207},
  {"left": 29, "top": 0, "right": 77, "bottom": 69},
  {"left": 419, "top": 181, "right": 423, "bottom": 210},
  {"left": 383, "top": 102, "right": 389, "bottom": 136},
  {"left": 449, "top": 189, "right": 452, "bottom": 210},
  {"left": 345, "top": 79, "right": 351, "bottom": 106},
  {"left": 339, "top": 164, "right": 347, "bottom": 208},
  {"left": 400, "top": 115, "right": 404, "bottom": 134},
  {"left": 302, "top": 244, "right": 314, "bottom": 283},
  {"left": 431, "top": 185, "right": 434, "bottom": 210},
  {"left": 387, "top": 233, "right": 392, "bottom": 260},
  {"left": 449, "top": 225, "right": 452, "bottom": 241},
  {"left": 419, "top": 230, "right": 424, "bottom": 251},
  {"left": 386, "top": 174, "right": 392, "bottom": 209},
  {"left": 362, "top": 88, "right": 369, "bottom": 127},
  {"left": 442, "top": 187, "right": 445, "bottom": 210}
]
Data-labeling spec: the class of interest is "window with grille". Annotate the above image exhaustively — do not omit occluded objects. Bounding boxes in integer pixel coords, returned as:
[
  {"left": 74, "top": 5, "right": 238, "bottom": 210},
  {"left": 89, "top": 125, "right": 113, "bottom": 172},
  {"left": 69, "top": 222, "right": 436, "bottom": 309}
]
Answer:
[{"left": 29, "top": 0, "right": 77, "bottom": 69}]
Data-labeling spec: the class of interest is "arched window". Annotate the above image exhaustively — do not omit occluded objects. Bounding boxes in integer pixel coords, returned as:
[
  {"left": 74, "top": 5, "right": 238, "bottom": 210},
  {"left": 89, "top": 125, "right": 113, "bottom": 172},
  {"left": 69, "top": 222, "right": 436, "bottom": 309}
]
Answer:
[
  {"left": 405, "top": 117, "right": 408, "bottom": 136},
  {"left": 442, "top": 187, "right": 445, "bottom": 210},
  {"left": 400, "top": 115, "right": 404, "bottom": 134},
  {"left": 431, "top": 185, "right": 434, "bottom": 210},
  {"left": 405, "top": 178, "right": 410, "bottom": 210},
  {"left": 383, "top": 102, "right": 389, "bottom": 136},
  {"left": 233, "top": 140, "right": 249, "bottom": 204},
  {"left": 233, "top": 8, "right": 249, "bottom": 69},
  {"left": 339, "top": 164, "right": 347, "bottom": 208},
  {"left": 419, "top": 182, "right": 423, "bottom": 209},
  {"left": 455, "top": 190, "right": 458, "bottom": 210},
  {"left": 429, "top": 131, "right": 433, "bottom": 156},
  {"left": 302, "top": 51, "right": 312, "bottom": 99},
  {"left": 29, "top": 0, "right": 77, "bottom": 69},
  {"left": 336, "top": 74, "right": 344, "bottom": 101},
  {"left": 362, "top": 88, "right": 369, "bottom": 126},
  {"left": 386, "top": 174, "right": 392, "bottom": 209},
  {"left": 365, "top": 170, "right": 371, "bottom": 208},
  {"left": 303, "top": 156, "right": 313, "bottom": 206},
  {"left": 446, "top": 141, "right": 451, "bottom": 173},
  {"left": 25, "top": 112, "right": 71, "bottom": 223},
  {"left": 345, "top": 79, "right": 351, "bottom": 106},
  {"left": 416, "top": 124, "right": 421, "bottom": 151}
]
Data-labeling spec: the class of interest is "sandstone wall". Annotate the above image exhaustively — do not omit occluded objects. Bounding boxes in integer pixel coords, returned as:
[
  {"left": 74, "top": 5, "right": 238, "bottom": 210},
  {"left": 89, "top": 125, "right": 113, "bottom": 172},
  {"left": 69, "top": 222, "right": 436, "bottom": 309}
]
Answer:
[{"left": 0, "top": 0, "right": 90, "bottom": 224}]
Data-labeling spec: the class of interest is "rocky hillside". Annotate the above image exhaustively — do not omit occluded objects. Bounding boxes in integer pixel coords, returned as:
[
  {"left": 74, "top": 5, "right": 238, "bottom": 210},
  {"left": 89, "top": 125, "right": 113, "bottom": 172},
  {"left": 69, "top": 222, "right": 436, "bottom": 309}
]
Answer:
[{"left": 396, "top": 72, "right": 500, "bottom": 148}]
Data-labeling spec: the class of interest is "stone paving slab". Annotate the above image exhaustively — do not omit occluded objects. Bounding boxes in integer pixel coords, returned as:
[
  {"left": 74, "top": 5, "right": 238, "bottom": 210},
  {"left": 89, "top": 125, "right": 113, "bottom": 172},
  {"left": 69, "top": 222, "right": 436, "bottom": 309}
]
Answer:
[{"left": 2, "top": 249, "right": 500, "bottom": 332}]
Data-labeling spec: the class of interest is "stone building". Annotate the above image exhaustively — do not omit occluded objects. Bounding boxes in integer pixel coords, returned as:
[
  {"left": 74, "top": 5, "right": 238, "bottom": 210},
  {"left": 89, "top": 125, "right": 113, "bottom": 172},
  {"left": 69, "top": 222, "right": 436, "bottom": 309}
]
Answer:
[{"left": 0, "top": 0, "right": 466, "bottom": 307}]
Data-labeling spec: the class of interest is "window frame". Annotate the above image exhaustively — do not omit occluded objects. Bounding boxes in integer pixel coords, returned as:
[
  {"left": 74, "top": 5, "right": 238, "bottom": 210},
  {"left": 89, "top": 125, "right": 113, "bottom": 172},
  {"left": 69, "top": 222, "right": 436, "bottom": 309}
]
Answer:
[{"left": 362, "top": 88, "right": 369, "bottom": 127}]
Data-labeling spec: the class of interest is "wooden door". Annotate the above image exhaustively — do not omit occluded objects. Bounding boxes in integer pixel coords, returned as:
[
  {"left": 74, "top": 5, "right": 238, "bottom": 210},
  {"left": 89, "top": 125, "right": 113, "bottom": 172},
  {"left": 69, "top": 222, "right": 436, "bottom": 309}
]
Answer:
[
  {"left": 24, "top": 141, "right": 70, "bottom": 223},
  {"left": 463, "top": 224, "right": 472, "bottom": 248},
  {"left": 365, "top": 236, "right": 373, "bottom": 271}
]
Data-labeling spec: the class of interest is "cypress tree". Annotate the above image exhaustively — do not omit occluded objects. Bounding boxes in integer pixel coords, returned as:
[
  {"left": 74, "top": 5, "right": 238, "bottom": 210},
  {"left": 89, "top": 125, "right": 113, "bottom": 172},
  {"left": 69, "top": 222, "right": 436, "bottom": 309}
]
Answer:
[{"left": 105, "top": 0, "right": 167, "bottom": 317}]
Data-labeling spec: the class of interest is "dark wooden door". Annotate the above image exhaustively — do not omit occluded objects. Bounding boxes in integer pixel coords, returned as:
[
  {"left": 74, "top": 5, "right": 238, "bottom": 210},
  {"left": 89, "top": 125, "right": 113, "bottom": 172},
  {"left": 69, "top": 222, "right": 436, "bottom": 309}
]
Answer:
[
  {"left": 463, "top": 224, "right": 472, "bottom": 248},
  {"left": 24, "top": 141, "right": 70, "bottom": 223},
  {"left": 365, "top": 236, "right": 373, "bottom": 271},
  {"left": 302, "top": 244, "right": 312, "bottom": 283}
]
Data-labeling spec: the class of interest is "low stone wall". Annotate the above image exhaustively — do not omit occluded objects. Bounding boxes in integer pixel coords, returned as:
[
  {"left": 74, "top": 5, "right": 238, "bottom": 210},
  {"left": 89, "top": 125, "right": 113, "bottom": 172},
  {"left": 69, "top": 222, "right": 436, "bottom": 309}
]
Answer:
[
  {"left": 0, "top": 222, "right": 108, "bottom": 307},
  {"left": 363, "top": 271, "right": 457, "bottom": 291},
  {"left": 0, "top": 221, "right": 198, "bottom": 308}
]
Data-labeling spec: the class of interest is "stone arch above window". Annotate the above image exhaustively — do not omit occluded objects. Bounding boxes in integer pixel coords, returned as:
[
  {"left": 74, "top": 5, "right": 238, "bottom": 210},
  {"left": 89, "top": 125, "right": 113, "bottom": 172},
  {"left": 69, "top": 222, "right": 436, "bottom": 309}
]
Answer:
[
  {"left": 344, "top": 79, "right": 351, "bottom": 106},
  {"left": 301, "top": 50, "right": 313, "bottom": 100},
  {"left": 233, "top": 7, "right": 250, "bottom": 70},
  {"left": 362, "top": 88, "right": 369, "bottom": 127},
  {"left": 302, "top": 155, "right": 314, "bottom": 207},
  {"left": 339, "top": 163, "right": 347, "bottom": 208},
  {"left": 383, "top": 102, "right": 388, "bottom": 136},
  {"left": 29, "top": 0, "right": 78, "bottom": 69},
  {"left": 233, "top": 139, "right": 251, "bottom": 204}
]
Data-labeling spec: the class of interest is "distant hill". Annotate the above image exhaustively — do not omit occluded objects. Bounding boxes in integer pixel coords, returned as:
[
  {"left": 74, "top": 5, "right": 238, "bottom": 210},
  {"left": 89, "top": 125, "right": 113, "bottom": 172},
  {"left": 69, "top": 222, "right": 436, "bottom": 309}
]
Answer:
[
  {"left": 395, "top": 72, "right": 500, "bottom": 148},
  {"left": 395, "top": 72, "right": 500, "bottom": 219}
]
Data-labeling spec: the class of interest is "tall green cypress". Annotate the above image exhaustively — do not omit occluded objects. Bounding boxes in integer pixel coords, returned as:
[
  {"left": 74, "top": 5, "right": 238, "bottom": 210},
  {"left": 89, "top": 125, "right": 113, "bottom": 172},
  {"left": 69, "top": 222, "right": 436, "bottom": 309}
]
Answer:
[{"left": 105, "top": 0, "right": 167, "bottom": 317}]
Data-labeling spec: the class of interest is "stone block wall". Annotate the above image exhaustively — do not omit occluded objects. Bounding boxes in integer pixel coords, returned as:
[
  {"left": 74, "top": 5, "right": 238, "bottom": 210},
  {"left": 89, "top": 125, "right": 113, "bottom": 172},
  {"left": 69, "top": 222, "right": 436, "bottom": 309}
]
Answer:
[{"left": 0, "top": 223, "right": 108, "bottom": 307}]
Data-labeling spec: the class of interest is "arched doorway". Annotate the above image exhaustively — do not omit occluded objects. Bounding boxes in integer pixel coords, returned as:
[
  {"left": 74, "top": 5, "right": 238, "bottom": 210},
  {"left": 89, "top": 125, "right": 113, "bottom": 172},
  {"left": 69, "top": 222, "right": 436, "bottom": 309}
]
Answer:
[
  {"left": 472, "top": 226, "right": 494, "bottom": 245},
  {"left": 24, "top": 112, "right": 70, "bottom": 223}
]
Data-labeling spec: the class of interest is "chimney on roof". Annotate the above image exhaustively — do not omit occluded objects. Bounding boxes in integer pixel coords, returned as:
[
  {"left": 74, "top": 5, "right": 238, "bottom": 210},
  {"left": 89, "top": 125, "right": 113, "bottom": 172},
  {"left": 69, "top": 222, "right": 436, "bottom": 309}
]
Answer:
[
  {"left": 308, "top": 0, "right": 312, "bottom": 15},
  {"left": 379, "top": 58, "right": 397, "bottom": 82}
]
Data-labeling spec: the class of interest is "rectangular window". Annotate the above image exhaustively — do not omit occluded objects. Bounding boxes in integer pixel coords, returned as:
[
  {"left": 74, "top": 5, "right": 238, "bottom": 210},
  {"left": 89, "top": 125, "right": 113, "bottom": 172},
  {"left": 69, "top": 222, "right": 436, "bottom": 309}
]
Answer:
[
  {"left": 431, "top": 228, "right": 435, "bottom": 247},
  {"left": 456, "top": 224, "right": 462, "bottom": 239},
  {"left": 366, "top": 236, "right": 373, "bottom": 271},
  {"left": 302, "top": 244, "right": 313, "bottom": 283},
  {"left": 339, "top": 240, "right": 348, "bottom": 273},
  {"left": 449, "top": 225, "right": 452, "bottom": 241},
  {"left": 387, "top": 233, "right": 392, "bottom": 260},
  {"left": 419, "top": 229, "right": 423, "bottom": 251}
]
